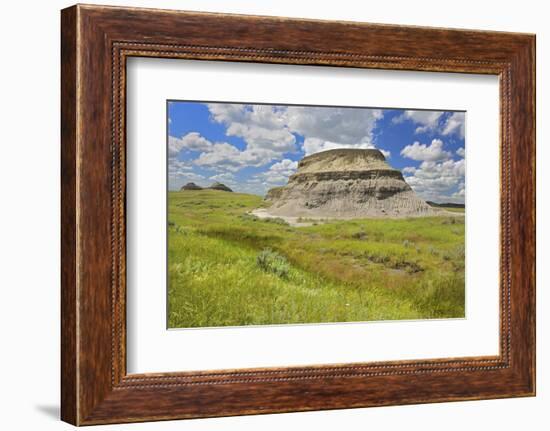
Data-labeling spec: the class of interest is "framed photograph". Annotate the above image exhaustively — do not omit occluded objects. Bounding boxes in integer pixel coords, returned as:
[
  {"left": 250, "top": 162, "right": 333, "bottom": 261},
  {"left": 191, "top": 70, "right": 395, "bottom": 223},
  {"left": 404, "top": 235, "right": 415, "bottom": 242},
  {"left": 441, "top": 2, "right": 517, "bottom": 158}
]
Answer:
[{"left": 61, "top": 4, "right": 536, "bottom": 425}]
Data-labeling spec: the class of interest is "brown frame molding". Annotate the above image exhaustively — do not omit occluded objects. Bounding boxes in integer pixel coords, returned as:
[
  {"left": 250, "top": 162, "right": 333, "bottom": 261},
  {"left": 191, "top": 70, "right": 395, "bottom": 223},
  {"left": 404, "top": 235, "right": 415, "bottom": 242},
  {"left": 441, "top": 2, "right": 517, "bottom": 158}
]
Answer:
[{"left": 61, "top": 4, "right": 535, "bottom": 425}]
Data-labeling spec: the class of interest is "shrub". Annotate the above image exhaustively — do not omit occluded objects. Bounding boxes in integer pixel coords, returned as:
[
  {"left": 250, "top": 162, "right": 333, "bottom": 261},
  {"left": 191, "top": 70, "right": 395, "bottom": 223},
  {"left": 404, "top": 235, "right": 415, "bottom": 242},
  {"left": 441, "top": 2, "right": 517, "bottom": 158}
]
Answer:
[
  {"left": 428, "top": 246, "right": 439, "bottom": 256},
  {"left": 256, "top": 248, "right": 290, "bottom": 278},
  {"left": 239, "top": 213, "right": 259, "bottom": 222},
  {"left": 168, "top": 221, "right": 190, "bottom": 235},
  {"left": 351, "top": 229, "right": 368, "bottom": 240},
  {"left": 363, "top": 252, "right": 390, "bottom": 264},
  {"left": 263, "top": 217, "right": 289, "bottom": 226},
  {"left": 402, "top": 239, "right": 413, "bottom": 248},
  {"left": 442, "top": 217, "right": 457, "bottom": 225},
  {"left": 392, "top": 257, "right": 423, "bottom": 273}
]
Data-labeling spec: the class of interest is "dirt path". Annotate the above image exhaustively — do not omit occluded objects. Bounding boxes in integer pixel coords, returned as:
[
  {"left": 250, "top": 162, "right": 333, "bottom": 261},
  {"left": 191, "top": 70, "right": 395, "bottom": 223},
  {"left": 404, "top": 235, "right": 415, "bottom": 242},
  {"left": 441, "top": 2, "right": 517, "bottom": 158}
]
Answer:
[
  {"left": 250, "top": 209, "right": 319, "bottom": 227},
  {"left": 251, "top": 207, "right": 463, "bottom": 227}
]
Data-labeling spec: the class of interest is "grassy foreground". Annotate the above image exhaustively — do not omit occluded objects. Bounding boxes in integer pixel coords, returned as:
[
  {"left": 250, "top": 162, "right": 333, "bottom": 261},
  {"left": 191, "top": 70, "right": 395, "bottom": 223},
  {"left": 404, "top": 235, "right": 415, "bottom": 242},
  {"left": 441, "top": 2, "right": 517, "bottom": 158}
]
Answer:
[{"left": 168, "top": 190, "right": 465, "bottom": 328}]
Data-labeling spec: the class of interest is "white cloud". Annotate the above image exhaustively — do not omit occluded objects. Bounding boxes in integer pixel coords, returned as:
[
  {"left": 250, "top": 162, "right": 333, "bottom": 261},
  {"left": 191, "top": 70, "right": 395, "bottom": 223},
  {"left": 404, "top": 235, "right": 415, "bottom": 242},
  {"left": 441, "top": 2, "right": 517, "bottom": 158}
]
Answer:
[
  {"left": 179, "top": 132, "right": 213, "bottom": 152},
  {"left": 380, "top": 149, "right": 391, "bottom": 159},
  {"left": 287, "top": 106, "right": 386, "bottom": 157},
  {"left": 287, "top": 106, "right": 383, "bottom": 147},
  {"left": 194, "top": 142, "right": 277, "bottom": 172},
  {"left": 456, "top": 147, "right": 466, "bottom": 157},
  {"left": 303, "top": 138, "right": 357, "bottom": 156},
  {"left": 266, "top": 159, "right": 298, "bottom": 183},
  {"left": 207, "top": 103, "right": 244, "bottom": 123},
  {"left": 255, "top": 159, "right": 299, "bottom": 185},
  {"left": 269, "top": 158, "right": 298, "bottom": 175},
  {"left": 169, "top": 170, "right": 204, "bottom": 182},
  {"left": 451, "top": 184, "right": 465, "bottom": 200},
  {"left": 168, "top": 136, "right": 185, "bottom": 157},
  {"left": 168, "top": 158, "right": 192, "bottom": 172},
  {"left": 400, "top": 139, "right": 452, "bottom": 162},
  {"left": 393, "top": 110, "right": 465, "bottom": 138},
  {"left": 404, "top": 159, "right": 465, "bottom": 203},
  {"left": 442, "top": 112, "right": 466, "bottom": 138},
  {"left": 402, "top": 166, "right": 417, "bottom": 174},
  {"left": 199, "top": 104, "right": 389, "bottom": 169},
  {"left": 392, "top": 110, "right": 444, "bottom": 134},
  {"left": 167, "top": 153, "right": 201, "bottom": 190},
  {"left": 170, "top": 131, "right": 279, "bottom": 173},
  {"left": 193, "top": 142, "right": 244, "bottom": 171},
  {"left": 169, "top": 133, "right": 214, "bottom": 157},
  {"left": 209, "top": 172, "right": 235, "bottom": 184},
  {"left": 207, "top": 103, "right": 296, "bottom": 154}
]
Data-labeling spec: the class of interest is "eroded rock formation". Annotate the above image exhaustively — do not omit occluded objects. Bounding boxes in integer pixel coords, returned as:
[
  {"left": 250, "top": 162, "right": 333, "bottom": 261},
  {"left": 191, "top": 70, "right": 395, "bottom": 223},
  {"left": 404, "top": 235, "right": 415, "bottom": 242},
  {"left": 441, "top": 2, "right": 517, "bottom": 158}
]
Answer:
[
  {"left": 265, "top": 149, "right": 436, "bottom": 218},
  {"left": 180, "top": 182, "right": 203, "bottom": 191},
  {"left": 208, "top": 182, "right": 233, "bottom": 192}
]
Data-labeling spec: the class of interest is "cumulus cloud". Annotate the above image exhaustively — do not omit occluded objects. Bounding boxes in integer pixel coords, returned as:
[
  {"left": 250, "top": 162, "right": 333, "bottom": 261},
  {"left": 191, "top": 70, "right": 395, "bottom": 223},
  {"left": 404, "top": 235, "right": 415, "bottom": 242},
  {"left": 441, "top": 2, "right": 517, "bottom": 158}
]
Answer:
[
  {"left": 400, "top": 139, "right": 452, "bottom": 162},
  {"left": 194, "top": 142, "right": 277, "bottom": 172},
  {"left": 392, "top": 110, "right": 444, "bottom": 134},
  {"left": 393, "top": 110, "right": 465, "bottom": 138},
  {"left": 181, "top": 104, "right": 389, "bottom": 171},
  {"left": 442, "top": 112, "right": 466, "bottom": 138},
  {"left": 266, "top": 159, "right": 298, "bottom": 183},
  {"left": 402, "top": 166, "right": 417, "bottom": 174},
  {"left": 179, "top": 132, "right": 213, "bottom": 152},
  {"left": 303, "top": 138, "right": 366, "bottom": 156},
  {"left": 209, "top": 172, "right": 235, "bottom": 184},
  {"left": 168, "top": 133, "right": 214, "bottom": 157},
  {"left": 168, "top": 168, "right": 204, "bottom": 183},
  {"left": 269, "top": 158, "right": 298, "bottom": 174},
  {"left": 451, "top": 183, "right": 465, "bottom": 200},
  {"left": 168, "top": 136, "right": 186, "bottom": 157},
  {"left": 256, "top": 159, "right": 299, "bottom": 185},
  {"left": 207, "top": 104, "right": 387, "bottom": 159},
  {"left": 168, "top": 154, "right": 196, "bottom": 189},
  {"left": 456, "top": 147, "right": 466, "bottom": 157},
  {"left": 403, "top": 159, "right": 465, "bottom": 203},
  {"left": 169, "top": 132, "right": 278, "bottom": 173},
  {"left": 287, "top": 106, "right": 383, "bottom": 151},
  {"left": 207, "top": 103, "right": 296, "bottom": 154}
]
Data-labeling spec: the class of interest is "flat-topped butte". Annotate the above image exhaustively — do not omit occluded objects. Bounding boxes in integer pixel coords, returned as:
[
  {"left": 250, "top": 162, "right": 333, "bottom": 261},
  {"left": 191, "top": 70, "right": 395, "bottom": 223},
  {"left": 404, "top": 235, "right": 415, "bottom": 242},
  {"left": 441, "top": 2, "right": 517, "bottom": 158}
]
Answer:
[{"left": 265, "top": 148, "right": 437, "bottom": 219}]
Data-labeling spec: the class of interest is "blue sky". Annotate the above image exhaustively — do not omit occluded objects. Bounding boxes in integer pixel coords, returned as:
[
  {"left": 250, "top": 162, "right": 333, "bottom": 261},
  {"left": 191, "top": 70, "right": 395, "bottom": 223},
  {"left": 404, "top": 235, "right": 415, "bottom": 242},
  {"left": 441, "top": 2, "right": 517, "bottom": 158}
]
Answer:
[{"left": 168, "top": 101, "right": 466, "bottom": 203}]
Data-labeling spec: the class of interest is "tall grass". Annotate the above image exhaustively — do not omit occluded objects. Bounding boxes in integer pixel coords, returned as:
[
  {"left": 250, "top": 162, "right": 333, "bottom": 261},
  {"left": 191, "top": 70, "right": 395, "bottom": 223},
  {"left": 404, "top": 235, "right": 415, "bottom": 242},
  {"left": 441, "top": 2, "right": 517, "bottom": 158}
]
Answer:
[{"left": 167, "top": 190, "right": 465, "bottom": 328}]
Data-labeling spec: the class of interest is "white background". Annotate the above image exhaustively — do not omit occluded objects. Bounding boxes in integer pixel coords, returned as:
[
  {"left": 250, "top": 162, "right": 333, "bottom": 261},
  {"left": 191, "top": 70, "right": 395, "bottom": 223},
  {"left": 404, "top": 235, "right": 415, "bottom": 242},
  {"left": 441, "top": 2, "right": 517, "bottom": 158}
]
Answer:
[
  {"left": 0, "top": 0, "right": 547, "bottom": 430},
  {"left": 127, "top": 59, "right": 499, "bottom": 373}
]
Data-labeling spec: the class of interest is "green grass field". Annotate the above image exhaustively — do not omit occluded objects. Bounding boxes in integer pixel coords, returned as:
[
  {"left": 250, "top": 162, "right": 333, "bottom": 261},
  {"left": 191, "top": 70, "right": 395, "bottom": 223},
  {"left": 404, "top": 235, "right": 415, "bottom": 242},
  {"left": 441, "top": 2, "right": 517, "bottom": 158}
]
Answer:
[{"left": 168, "top": 190, "right": 465, "bottom": 328}]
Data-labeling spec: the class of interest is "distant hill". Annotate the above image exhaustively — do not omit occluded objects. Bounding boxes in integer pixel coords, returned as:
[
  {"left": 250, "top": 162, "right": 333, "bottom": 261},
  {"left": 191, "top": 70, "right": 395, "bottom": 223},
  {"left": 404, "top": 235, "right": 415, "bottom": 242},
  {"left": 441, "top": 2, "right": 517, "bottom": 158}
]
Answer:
[
  {"left": 180, "top": 182, "right": 203, "bottom": 191},
  {"left": 208, "top": 182, "right": 233, "bottom": 192},
  {"left": 180, "top": 182, "right": 233, "bottom": 192},
  {"left": 426, "top": 201, "right": 465, "bottom": 209}
]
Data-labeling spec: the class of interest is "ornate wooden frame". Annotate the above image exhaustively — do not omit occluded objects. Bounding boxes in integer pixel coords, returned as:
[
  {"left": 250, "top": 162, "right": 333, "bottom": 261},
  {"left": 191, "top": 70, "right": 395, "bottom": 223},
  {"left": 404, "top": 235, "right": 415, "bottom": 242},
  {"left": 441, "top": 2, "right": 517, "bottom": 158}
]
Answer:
[{"left": 61, "top": 4, "right": 535, "bottom": 425}]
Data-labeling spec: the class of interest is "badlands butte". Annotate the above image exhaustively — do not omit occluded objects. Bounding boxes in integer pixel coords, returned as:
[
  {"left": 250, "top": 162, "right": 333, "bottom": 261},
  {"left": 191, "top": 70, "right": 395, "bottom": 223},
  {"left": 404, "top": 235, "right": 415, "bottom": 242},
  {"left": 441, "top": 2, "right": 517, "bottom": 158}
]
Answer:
[{"left": 260, "top": 148, "right": 444, "bottom": 219}]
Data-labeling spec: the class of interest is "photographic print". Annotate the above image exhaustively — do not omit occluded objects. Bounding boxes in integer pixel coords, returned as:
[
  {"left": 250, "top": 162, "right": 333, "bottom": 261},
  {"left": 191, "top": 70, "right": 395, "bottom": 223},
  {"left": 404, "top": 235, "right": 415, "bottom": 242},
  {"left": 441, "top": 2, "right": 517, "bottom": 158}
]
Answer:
[{"left": 167, "top": 101, "right": 466, "bottom": 329}]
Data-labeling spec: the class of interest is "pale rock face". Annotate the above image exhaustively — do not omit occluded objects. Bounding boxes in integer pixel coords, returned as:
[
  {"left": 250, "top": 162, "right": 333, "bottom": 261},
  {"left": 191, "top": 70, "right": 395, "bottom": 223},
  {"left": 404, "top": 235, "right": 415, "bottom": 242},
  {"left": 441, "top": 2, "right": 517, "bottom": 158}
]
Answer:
[{"left": 265, "top": 149, "right": 436, "bottom": 218}]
